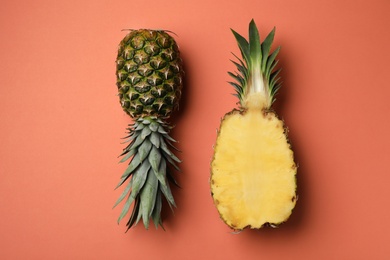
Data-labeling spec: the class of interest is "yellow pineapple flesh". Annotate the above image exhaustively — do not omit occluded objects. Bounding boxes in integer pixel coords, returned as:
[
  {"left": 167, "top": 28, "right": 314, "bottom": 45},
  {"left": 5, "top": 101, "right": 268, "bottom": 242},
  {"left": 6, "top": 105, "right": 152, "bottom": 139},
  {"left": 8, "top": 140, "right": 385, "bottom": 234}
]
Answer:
[{"left": 211, "top": 107, "right": 296, "bottom": 229}]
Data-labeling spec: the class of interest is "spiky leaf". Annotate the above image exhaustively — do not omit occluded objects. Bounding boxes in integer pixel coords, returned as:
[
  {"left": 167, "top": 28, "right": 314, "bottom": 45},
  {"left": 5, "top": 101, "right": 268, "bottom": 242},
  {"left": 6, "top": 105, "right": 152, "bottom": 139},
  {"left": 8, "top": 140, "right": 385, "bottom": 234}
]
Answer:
[
  {"left": 115, "top": 119, "right": 181, "bottom": 230},
  {"left": 140, "top": 168, "right": 159, "bottom": 229},
  {"left": 152, "top": 191, "right": 163, "bottom": 228},
  {"left": 229, "top": 19, "right": 282, "bottom": 108}
]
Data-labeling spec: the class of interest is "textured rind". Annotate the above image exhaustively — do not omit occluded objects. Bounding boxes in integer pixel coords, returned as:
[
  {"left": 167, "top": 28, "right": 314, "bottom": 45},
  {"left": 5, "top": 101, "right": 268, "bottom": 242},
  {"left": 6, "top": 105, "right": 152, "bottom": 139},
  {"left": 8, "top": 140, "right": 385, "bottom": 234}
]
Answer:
[
  {"left": 210, "top": 108, "right": 297, "bottom": 230},
  {"left": 116, "top": 29, "right": 184, "bottom": 119}
]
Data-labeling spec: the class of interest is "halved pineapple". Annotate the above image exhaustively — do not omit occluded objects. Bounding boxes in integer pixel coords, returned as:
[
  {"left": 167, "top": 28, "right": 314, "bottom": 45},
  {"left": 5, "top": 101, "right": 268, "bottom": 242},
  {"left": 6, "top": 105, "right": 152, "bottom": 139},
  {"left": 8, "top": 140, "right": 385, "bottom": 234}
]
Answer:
[{"left": 210, "top": 20, "right": 297, "bottom": 230}]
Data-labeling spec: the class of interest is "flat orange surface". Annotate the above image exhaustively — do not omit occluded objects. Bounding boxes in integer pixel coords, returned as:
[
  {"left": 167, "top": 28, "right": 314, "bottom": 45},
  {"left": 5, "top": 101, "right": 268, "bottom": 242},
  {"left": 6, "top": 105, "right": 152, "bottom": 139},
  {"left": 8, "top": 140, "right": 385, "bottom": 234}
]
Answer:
[{"left": 1, "top": 0, "right": 390, "bottom": 259}]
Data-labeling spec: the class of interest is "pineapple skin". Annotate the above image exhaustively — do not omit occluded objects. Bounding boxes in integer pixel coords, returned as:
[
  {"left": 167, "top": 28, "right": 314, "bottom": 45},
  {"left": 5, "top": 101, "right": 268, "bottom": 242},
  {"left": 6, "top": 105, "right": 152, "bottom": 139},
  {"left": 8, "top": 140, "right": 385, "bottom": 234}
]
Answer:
[
  {"left": 114, "top": 29, "right": 183, "bottom": 231},
  {"left": 116, "top": 29, "right": 183, "bottom": 119}
]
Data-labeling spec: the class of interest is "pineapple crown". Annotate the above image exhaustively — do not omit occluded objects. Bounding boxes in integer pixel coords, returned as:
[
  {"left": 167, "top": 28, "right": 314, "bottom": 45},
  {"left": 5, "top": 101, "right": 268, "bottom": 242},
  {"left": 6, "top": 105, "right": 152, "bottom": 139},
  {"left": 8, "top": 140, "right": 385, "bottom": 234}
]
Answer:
[{"left": 229, "top": 19, "right": 282, "bottom": 109}]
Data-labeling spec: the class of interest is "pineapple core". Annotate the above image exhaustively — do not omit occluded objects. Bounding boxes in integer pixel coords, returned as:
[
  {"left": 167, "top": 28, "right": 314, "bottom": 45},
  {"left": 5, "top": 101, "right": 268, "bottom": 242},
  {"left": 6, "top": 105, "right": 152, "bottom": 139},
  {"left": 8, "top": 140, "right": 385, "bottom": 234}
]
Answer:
[{"left": 211, "top": 107, "right": 296, "bottom": 229}]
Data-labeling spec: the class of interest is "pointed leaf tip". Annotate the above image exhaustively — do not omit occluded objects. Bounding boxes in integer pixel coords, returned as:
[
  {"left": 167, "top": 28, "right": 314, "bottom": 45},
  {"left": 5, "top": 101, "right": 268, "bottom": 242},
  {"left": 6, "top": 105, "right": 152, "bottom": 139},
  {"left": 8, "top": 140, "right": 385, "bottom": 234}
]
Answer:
[
  {"left": 231, "top": 29, "right": 250, "bottom": 65},
  {"left": 249, "top": 19, "right": 262, "bottom": 63},
  {"left": 261, "top": 26, "right": 276, "bottom": 71}
]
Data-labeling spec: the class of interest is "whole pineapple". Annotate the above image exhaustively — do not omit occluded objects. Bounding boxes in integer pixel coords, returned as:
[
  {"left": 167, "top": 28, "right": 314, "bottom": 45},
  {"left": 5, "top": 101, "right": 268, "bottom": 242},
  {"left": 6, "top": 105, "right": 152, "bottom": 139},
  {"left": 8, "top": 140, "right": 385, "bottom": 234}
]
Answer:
[
  {"left": 114, "top": 29, "right": 184, "bottom": 230},
  {"left": 210, "top": 20, "right": 297, "bottom": 230}
]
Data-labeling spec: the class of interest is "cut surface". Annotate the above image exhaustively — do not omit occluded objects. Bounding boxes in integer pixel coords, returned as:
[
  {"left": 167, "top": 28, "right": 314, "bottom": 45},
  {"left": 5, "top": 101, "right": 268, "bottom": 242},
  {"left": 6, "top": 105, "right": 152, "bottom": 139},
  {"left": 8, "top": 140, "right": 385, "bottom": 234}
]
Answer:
[{"left": 211, "top": 108, "right": 296, "bottom": 229}]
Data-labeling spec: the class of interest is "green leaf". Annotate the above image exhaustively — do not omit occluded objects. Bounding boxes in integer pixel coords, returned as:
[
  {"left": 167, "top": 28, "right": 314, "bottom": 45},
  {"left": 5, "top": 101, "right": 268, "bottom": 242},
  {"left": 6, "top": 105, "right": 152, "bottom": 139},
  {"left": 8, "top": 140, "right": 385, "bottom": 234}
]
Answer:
[
  {"left": 160, "top": 137, "right": 181, "bottom": 163},
  {"left": 157, "top": 126, "right": 168, "bottom": 134},
  {"left": 152, "top": 191, "right": 163, "bottom": 229},
  {"left": 160, "top": 179, "right": 176, "bottom": 209},
  {"left": 115, "top": 177, "right": 128, "bottom": 190},
  {"left": 154, "top": 158, "right": 167, "bottom": 187},
  {"left": 120, "top": 132, "right": 134, "bottom": 141},
  {"left": 127, "top": 133, "right": 143, "bottom": 151},
  {"left": 119, "top": 145, "right": 131, "bottom": 156},
  {"left": 135, "top": 123, "right": 144, "bottom": 131},
  {"left": 148, "top": 146, "right": 162, "bottom": 173},
  {"left": 135, "top": 199, "right": 143, "bottom": 226},
  {"left": 141, "top": 118, "right": 151, "bottom": 125},
  {"left": 141, "top": 126, "right": 152, "bottom": 139},
  {"left": 232, "top": 93, "right": 240, "bottom": 99},
  {"left": 167, "top": 169, "right": 180, "bottom": 188},
  {"left": 119, "top": 148, "right": 136, "bottom": 163},
  {"left": 228, "top": 72, "right": 245, "bottom": 86},
  {"left": 116, "top": 150, "right": 142, "bottom": 189},
  {"left": 138, "top": 138, "right": 152, "bottom": 161},
  {"left": 231, "top": 29, "right": 250, "bottom": 65},
  {"left": 267, "top": 59, "right": 279, "bottom": 81},
  {"left": 149, "top": 121, "right": 159, "bottom": 132},
  {"left": 232, "top": 52, "right": 246, "bottom": 65},
  {"left": 269, "top": 68, "right": 282, "bottom": 101},
  {"left": 231, "top": 52, "right": 247, "bottom": 73},
  {"left": 125, "top": 196, "right": 140, "bottom": 231},
  {"left": 265, "top": 46, "right": 280, "bottom": 79},
  {"left": 261, "top": 27, "right": 275, "bottom": 71},
  {"left": 162, "top": 132, "right": 177, "bottom": 143},
  {"left": 249, "top": 19, "right": 262, "bottom": 64},
  {"left": 270, "top": 68, "right": 282, "bottom": 88},
  {"left": 163, "top": 152, "right": 180, "bottom": 172},
  {"left": 228, "top": 81, "right": 243, "bottom": 97},
  {"left": 130, "top": 160, "right": 150, "bottom": 198},
  {"left": 117, "top": 193, "right": 135, "bottom": 224},
  {"left": 165, "top": 138, "right": 180, "bottom": 151},
  {"left": 230, "top": 59, "right": 247, "bottom": 79},
  {"left": 120, "top": 152, "right": 141, "bottom": 179},
  {"left": 140, "top": 169, "right": 158, "bottom": 229},
  {"left": 150, "top": 132, "right": 160, "bottom": 148},
  {"left": 113, "top": 178, "right": 133, "bottom": 208}
]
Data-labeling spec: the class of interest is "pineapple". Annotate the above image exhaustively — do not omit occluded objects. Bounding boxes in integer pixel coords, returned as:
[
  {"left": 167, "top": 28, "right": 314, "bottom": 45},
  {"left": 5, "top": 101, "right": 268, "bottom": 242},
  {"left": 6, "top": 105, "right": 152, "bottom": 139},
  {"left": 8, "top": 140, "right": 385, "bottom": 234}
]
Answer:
[
  {"left": 210, "top": 20, "right": 297, "bottom": 230},
  {"left": 114, "top": 29, "right": 183, "bottom": 230}
]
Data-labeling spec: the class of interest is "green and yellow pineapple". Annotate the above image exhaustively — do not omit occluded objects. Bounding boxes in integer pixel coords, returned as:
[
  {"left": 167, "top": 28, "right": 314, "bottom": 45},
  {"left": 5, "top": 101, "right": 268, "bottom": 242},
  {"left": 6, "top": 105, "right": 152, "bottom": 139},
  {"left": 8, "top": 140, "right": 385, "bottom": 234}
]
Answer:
[
  {"left": 114, "top": 29, "right": 184, "bottom": 230},
  {"left": 210, "top": 20, "right": 297, "bottom": 230}
]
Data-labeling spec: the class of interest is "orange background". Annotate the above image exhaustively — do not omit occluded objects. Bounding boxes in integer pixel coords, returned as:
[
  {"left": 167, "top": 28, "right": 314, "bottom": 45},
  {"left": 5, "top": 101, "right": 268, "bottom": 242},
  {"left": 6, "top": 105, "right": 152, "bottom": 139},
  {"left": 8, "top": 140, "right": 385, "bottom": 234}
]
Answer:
[{"left": 1, "top": 0, "right": 390, "bottom": 259}]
